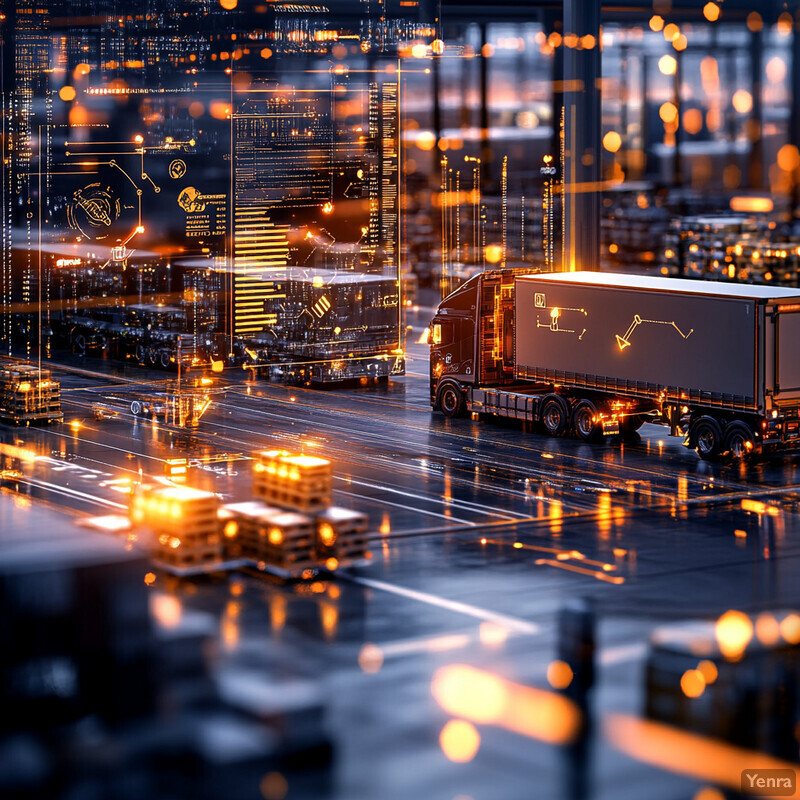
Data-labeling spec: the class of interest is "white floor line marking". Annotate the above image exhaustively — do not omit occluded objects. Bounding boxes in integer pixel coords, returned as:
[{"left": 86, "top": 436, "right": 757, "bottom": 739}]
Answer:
[
  {"left": 24, "top": 478, "right": 127, "bottom": 510},
  {"left": 348, "top": 575, "right": 540, "bottom": 635},
  {"left": 338, "top": 475, "right": 528, "bottom": 521},
  {"left": 334, "top": 488, "right": 476, "bottom": 526}
]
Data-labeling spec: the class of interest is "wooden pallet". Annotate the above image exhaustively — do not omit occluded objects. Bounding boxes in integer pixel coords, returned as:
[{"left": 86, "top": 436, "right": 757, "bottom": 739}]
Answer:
[{"left": 252, "top": 450, "right": 332, "bottom": 513}]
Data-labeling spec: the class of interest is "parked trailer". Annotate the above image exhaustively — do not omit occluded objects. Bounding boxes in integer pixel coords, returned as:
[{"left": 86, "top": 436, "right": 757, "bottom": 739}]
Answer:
[{"left": 429, "top": 270, "right": 800, "bottom": 459}]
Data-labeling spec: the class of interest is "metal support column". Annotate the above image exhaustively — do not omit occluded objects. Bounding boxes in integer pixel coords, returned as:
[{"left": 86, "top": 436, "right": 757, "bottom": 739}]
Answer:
[
  {"left": 561, "top": 0, "right": 601, "bottom": 271},
  {"left": 748, "top": 26, "right": 764, "bottom": 188},
  {"left": 479, "top": 22, "right": 492, "bottom": 192},
  {"left": 432, "top": 37, "right": 442, "bottom": 151},
  {"left": 673, "top": 48, "right": 682, "bottom": 188},
  {"left": 791, "top": 13, "right": 800, "bottom": 215}
]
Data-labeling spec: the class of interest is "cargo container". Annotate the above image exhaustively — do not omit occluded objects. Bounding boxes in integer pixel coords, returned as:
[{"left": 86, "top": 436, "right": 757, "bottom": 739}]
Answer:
[
  {"left": 0, "top": 364, "right": 62, "bottom": 424},
  {"left": 429, "top": 270, "right": 800, "bottom": 459}
]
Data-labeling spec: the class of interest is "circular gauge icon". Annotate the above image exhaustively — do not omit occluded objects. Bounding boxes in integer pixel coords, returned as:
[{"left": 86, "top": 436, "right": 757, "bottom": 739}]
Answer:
[{"left": 67, "top": 183, "right": 121, "bottom": 241}]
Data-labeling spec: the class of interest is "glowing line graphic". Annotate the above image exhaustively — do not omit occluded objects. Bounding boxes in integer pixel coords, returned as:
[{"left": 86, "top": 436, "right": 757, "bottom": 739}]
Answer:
[
  {"left": 536, "top": 305, "right": 587, "bottom": 334},
  {"left": 615, "top": 315, "right": 694, "bottom": 350}
]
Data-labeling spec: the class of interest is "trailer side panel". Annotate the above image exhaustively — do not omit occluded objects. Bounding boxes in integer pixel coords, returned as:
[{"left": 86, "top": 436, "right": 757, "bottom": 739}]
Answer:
[
  {"left": 514, "top": 278, "right": 757, "bottom": 408},
  {"left": 776, "top": 309, "right": 800, "bottom": 397}
]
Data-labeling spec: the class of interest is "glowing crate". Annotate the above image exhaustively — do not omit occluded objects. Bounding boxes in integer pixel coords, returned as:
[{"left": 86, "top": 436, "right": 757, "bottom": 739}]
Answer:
[
  {"left": 254, "top": 511, "right": 316, "bottom": 573},
  {"left": 0, "top": 365, "right": 62, "bottom": 424},
  {"left": 219, "top": 500, "right": 284, "bottom": 561},
  {"left": 253, "top": 450, "right": 333, "bottom": 513},
  {"left": 315, "top": 507, "right": 370, "bottom": 566},
  {"left": 130, "top": 485, "right": 221, "bottom": 569}
]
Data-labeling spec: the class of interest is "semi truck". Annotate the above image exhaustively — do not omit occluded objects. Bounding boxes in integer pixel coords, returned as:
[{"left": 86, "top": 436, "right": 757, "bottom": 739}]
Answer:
[{"left": 429, "top": 269, "right": 800, "bottom": 459}]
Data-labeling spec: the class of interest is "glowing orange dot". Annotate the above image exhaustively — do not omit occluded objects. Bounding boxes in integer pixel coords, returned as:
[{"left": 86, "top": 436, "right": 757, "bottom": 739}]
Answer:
[
  {"left": 680, "top": 669, "right": 706, "bottom": 698},
  {"left": 746, "top": 11, "right": 763, "bottom": 33},
  {"left": 780, "top": 613, "right": 800, "bottom": 644},
  {"left": 683, "top": 108, "right": 703, "bottom": 135},
  {"left": 715, "top": 610, "right": 753, "bottom": 660},
  {"left": 219, "top": 0, "right": 237, "bottom": 9},
  {"left": 658, "top": 55, "right": 677, "bottom": 76},
  {"left": 703, "top": 2, "right": 720, "bottom": 22},
  {"left": 59, "top": 85, "right": 76, "bottom": 102},
  {"left": 659, "top": 102, "right": 678, "bottom": 124},
  {"left": 696, "top": 660, "right": 718, "bottom": 685},
  {"left": 603, "top": 131, "right": 622, "bottom": 153},
  {"left": 69, "top": 106, "right": 88, "bottom": 126},
  {"left": 416, "top": 131, "right": 436, "bottom": 151},
  {"left": 485, "top": 244, "right": 503, "bottom": 264},
  {"left": 732, "top": 89, "right": 753, "bottom": 114},
  {"left": 547, "top": 660, "right": 574, "bottom": 690},
  {"left": 777, "top": 144, "right": 800, "bottom": 173},
  {"left": 755, "top": 613, "right": 781, "bottom": 646},
  {"left": 439, "top": 719, "right": 481, "bottom": 763}
]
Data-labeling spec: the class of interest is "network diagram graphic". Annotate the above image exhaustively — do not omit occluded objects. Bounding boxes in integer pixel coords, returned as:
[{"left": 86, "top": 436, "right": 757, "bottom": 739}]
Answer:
[
  {"left": 534, "top": 292, "right": 587, "bottom": 339},
  {"left": 614, "top": 314, "right": 694, "bottom": 351}
]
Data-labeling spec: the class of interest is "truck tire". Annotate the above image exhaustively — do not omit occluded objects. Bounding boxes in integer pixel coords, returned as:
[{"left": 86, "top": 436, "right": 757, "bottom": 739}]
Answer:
[
  {"left": 437, "top": 382, "right": 466, "bottom": 418},
  {"left": 159, "top": 349, "right": 171, "bottom": 369},
  {"left": 73, "top": 334, "right": 87, "bottom": 354},
  {"left": 130, "top": 401, "right": 143, "bottom": 416},
  {"left": 724, "top": 421, "right": 755, "bottom": 459},
  {"left": 541, "top": 394, "right": 569, "bottom": 437},
  {"left": 693, "top": 416, "right": 723, "bottom": 460},
  {"left": 572, "top": 399, "right": 601, "bottom": 442},
  {"left": 135, "top": 343, "right": 147, "bottom": 363}
]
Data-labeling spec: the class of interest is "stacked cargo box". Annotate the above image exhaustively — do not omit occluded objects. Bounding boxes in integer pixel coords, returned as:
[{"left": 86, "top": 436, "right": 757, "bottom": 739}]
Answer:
[
  {"left": 131, "top": 485, "right": 222, "bottom": 571},
  {"left": 0, "top": 364, "right": 62, "bottom": 424},
  {"left": 219, "top": 500, "right": 310, "bottom": 569},
  {"left": 315, "top": 507, "right": 369, "bottom": 567},
  {"left": 127, "top": 450, "right": 370, "bottom": 578},
  {"left": 218, "top": 450, "right": 370, "bottom": 576},
  {"left": 253, "top": 450, "right": 333, "bottom": 512}
]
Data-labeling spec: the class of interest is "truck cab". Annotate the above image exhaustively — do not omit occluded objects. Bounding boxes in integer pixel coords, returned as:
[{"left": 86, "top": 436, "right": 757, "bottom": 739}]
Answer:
[{"left": 430, "top": 269, "right": 522, "bottom": 415}]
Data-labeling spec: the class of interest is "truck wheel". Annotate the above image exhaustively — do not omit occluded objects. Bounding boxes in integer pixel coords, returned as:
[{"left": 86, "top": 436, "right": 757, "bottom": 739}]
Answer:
[
  {"left": 572, "top": 400, "right": 601, "bottom": 442},
  {"left": 437, "top": 383, "right": 466, "bottom": 418},
  {"left": 73, "top": 334, "right": 87, "bottom": 354},
  {"left": 541, "top": 395, "right": 569, "bottom": 437},
  {"left": 724, "top": 421, "right": 755, "bottom": 459},
  {"left": 130, "top": 401, "right": 142, "bottom": 416},
  {"left": 159, "top": 349, "right": 171, "bottom": 369},
  {"left": 572, "top": 400, "right": 603, "bottom": 442},
  {"left": 693, "top": 416, "right": 723, "bottom": 460},
  {"left": 135, "top": 344, "right": 146, "bottom": 363}
]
